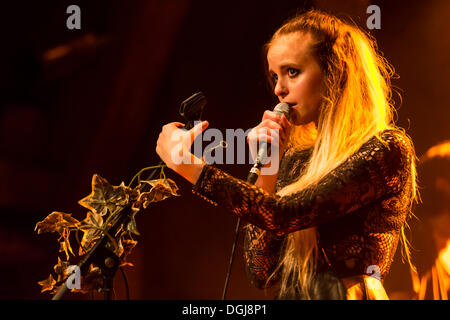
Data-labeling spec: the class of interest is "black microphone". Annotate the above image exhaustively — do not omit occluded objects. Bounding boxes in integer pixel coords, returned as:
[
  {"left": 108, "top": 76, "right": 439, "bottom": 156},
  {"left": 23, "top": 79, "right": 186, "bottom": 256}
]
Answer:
[{"left": 246, "top": 102, "right": 291, "bottom": 184}]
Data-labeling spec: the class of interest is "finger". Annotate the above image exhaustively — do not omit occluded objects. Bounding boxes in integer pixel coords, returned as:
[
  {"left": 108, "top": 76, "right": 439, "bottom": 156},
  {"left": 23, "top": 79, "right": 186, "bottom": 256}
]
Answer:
[
  {"left": 172, "top": 122, "right": 186, "bottom": 128},
  {"left": 263, "top": 115, "right": 290, "bottom": 140},
  {"left": 280, "top": 114, "right": 291, "bottom": 128},
  {"left": 248, "top": 128, "right": 279, "bottom": 143},
  {"left": 255, "top": 129, "right": 280, "bottom": 146},
  {"left": 258, "top": 119, "right": 283, "bottom": 131},
  {"left": 190, "top": 120, "right": 209, "bottom": 143},
  {"left": 258, "top": 127, "right": 281, "bottom": 141},
  {"left": 279, "top": 115, "right": 291, "bottom": 138},
  {"left": 248, "top": 126, "right": 281, "bottom": 140},
  {"left": 163, "top": 122, "right": 183, "bottom": 129},
  {"left": 262, "top": 110, "right": 283, "bottom": 122},
  {"left": 247, "top": 131, "right": 282, "bottom": 159},
  {"left": 248, "top": 135, "right": 277, "bottom": 147}
]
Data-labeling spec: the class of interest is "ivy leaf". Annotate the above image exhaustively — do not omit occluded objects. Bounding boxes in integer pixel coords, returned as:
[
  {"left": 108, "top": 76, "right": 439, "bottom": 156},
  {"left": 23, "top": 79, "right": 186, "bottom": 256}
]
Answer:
[
  {"left": 82, "top": 210, "right": 103, "bottom": 228},
  {"left": 122, "top": 182, "right": 140, "bottom": 203},
  {"left": 115, "top": 238, "right": 124, "bottom": 258},
  {"left": 70, "top": 264, "right": 103, "bottom": 294},
  {"left": 38, "top": 274, "right": 56, "bottom": 293},
  {"left": 78, "top": 174, "right": 129, "bottom": 216},
  {"left": 79, "top": 211, "right": 103, "bottom": 255},
  {"left": 139, "top": 178, "right": 180, "bottom": 208},
  {"left": 120, "top": 261, "right": 134, "bottom": 268},
  {"left": 59, "top": 234, "right": 74, "bottom": 261},
  {"left": 36, "top": 171, "right": 182, "bottom": 296},
  {"left": 122, "top": 239, "right": 137, "bottom": 255},
  {"left": 126, "top": 210, "right": 140, "bottom": 236},
  {"left": 35, "top": 212, "right": 80, "bottom": 235},
  {"left": 53, "top": 257, "right": 70, "bottom": 283}
]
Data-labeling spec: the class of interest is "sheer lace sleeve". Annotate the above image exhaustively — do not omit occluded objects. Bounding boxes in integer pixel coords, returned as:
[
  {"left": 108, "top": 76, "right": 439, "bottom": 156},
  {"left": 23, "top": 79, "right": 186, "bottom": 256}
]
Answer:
[
  {"left": 243, "top": 223, "right": 284, "bottom": 289},
  {"left": 192, "top": 131, "right": 412, "bottom": 237}
]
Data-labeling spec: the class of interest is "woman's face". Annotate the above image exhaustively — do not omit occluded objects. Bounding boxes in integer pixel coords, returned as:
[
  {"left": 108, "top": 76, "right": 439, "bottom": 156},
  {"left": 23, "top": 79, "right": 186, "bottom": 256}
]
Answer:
[{"left": 267, "top": 32, "right": 324, "bottom": 126}]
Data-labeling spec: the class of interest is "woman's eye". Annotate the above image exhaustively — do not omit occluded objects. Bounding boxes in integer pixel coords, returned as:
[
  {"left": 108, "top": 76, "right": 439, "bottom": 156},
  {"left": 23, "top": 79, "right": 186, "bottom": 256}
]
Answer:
[
  {"left": 271, "top": 73, "right": 278, "bottom": 84},
  {"left": 288, "top": 68, "right": 300, "bottom": 77}
]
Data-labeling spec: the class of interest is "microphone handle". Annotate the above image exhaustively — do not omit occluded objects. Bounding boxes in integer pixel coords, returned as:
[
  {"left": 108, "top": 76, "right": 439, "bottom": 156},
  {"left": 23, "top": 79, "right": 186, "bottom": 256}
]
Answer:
[{"left": 247, "top": 108, "right": 286, "bottom": 184}]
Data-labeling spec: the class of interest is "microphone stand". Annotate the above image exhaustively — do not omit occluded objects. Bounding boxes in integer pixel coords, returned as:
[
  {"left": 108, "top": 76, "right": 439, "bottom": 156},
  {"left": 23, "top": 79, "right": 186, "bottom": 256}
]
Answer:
[{"left": 52, "top": 92, "right": 207, "bottom": 300}]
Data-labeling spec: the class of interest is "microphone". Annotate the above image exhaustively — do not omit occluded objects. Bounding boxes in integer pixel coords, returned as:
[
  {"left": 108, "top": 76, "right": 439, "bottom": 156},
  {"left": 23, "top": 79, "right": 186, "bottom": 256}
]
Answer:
[{"left": 246, "top": 102, "right": 291, "bottom": 184}]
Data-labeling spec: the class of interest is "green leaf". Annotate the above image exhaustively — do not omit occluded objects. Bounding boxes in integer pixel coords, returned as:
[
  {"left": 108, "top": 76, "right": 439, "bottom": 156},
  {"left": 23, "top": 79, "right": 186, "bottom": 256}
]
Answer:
[{"left": 78, "top": 174, "right": 130, "bottom": 216}]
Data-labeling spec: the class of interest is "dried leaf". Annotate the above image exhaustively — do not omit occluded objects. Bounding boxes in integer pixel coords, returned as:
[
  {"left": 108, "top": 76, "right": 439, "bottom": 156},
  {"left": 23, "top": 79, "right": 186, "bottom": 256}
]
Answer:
[
  {"left": 35, "top": 212, "right": 80, "bottom": 235},
  {"left": 122, "top": 182, "right": 140, "bottom": 203},
  {"left": 115, "top": 239, "right": 124, "bottom": 257},
  {"left": 53, "top": 257, "right": 70, "bottom": 283},
  {"left": 78, "top": 211, "right": 104, "bottom": 255},
  {"left": 78, "top": 174, "right": 129, "bottom": 216},
  {"left": 59, "top": 239, "right": 71, "bottom": 260},
  {"left": 79, "top": 232, "right": 102, "bottom": 256},
  {"left": 126, "top": 212, "right": 140, "bottom": 236},
  {"left": 36, "top": 171, "right": 181, "bottom": 296},
  {"left": 120, "top": 261, "right": 134, "bottom": 268},
  {"left": 71, "top": 264, "right": 103, "bottom": 294},
  {"left": 139, "top": 178, "right": 180, "bottom": 208},
  {"left": 38, "top": 274, "right": 56, "bottom": 293},
  {"left": 82, "top": 211, "right": 103, "bottom": 228},
  {"left": 122, "top": 239, "right": 137, "bottom": 255}
]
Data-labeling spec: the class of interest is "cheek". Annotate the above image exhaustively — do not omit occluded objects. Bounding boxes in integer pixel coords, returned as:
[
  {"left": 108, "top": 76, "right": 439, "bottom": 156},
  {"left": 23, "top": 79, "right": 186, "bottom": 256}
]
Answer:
[
  {"left": 292, "top": 73, "right": 323, "bottom": 100},
  {"left": 306, "top": 73, "right": 324, "bottom": 100},
  {"left": 291, "top": 75, "right": 323, "bottom": 125}
]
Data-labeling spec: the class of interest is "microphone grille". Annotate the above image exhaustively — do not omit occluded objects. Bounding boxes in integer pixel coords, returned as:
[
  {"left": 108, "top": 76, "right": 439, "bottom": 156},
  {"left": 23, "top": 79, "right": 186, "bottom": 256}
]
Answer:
[{"left": 273, "top": 102, "right": 291, "bottom": 120}]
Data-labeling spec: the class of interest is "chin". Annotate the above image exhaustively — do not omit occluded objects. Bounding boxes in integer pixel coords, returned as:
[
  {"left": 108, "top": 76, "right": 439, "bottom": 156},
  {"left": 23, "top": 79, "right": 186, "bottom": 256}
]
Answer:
[
  {"left": 291, "top": 106, "right": 320, "bottom": 126},
  {"left": 291, "top": 113, "right": 314, "bottom": 126}
]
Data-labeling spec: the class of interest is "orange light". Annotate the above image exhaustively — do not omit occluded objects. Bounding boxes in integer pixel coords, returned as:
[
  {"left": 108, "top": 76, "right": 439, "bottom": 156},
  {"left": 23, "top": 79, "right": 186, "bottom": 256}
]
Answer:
[
  {"left": 438, "top": 239, "right": 450, "bottom": 276},
  {"left": 422, "top": 141, "right": 450, "bottom": 161}
]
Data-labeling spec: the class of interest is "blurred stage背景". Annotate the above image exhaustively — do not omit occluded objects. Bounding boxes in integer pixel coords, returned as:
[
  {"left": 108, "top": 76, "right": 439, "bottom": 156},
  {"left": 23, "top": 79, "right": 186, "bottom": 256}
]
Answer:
[{"left": 0, "top": 0, "right": 449, "bottom": 300}]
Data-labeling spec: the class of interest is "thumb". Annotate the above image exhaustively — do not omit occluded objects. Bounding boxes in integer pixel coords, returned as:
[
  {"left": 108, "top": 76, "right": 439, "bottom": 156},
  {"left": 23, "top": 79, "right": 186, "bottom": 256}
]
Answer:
[{"left": 190, "top": 120, "right": 209, "bottom": 143}]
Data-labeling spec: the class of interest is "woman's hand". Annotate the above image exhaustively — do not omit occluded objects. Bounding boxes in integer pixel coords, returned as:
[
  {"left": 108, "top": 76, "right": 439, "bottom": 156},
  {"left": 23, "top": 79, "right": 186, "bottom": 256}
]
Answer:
[
  {"left": 156, "top": 120, "right": 209, "bottom": 184},
  {"left": 246, "top": 110, "right": 292, "bottom": 193},
  {"left": 247, "top": 110, "right": 292, "bottom": 166}
]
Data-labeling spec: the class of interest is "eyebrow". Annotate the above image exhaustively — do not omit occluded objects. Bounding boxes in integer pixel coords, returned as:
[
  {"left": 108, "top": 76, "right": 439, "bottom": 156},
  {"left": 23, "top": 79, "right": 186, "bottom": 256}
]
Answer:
[{"left": 268, "top": 63, "right": 301, "bottom": 74}]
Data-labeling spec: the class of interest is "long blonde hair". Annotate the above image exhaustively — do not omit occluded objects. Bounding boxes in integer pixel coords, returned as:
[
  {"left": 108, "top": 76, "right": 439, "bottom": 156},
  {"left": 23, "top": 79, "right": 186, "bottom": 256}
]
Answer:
[{"left": 263, "top": 10, "right": 418, "bottom": 298}]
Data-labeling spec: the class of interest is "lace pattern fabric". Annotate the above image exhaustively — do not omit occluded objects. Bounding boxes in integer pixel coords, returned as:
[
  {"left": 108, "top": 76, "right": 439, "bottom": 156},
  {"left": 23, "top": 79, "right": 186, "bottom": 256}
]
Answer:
[{"left": 192, "top": 130, "right": 414, "bottom": 292}]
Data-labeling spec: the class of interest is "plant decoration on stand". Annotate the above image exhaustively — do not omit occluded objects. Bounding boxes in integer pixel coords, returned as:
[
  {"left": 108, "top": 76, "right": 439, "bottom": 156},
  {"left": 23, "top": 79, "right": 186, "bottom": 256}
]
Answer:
[
  {"left": 35, "top": 165, "right": 179, "bottom": 297},
  {"left": 35, "top": 92, "right": 207, "bottom": 299}
]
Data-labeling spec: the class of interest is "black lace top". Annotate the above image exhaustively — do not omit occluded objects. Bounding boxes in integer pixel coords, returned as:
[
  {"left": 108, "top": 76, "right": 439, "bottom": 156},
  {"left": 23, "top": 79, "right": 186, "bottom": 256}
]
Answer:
[{"left": 192, "top": 129, "right": 414, "bottom": 292}]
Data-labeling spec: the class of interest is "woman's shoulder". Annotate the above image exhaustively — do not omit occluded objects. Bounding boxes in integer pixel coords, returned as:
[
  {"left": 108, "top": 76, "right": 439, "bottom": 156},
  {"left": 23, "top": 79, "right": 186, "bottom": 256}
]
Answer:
[
  {"left": 359, "top": 128, "right": 415, "bottom": 170},
  {"left": 365, "top": 128, "right": 414, "bottom": 154}
]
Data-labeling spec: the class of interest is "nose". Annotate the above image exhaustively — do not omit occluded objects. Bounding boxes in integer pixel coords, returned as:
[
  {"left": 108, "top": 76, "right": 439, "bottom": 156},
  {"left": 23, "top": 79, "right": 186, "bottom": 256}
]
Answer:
[{"left": 274, "top": 78, "right": 288, "bottom": 100}]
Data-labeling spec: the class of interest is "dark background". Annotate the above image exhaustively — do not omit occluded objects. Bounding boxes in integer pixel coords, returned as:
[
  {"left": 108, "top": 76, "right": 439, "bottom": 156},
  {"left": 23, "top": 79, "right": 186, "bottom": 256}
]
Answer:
[{"left": 0, "top": 0, "right": 448, "bottom": 299}]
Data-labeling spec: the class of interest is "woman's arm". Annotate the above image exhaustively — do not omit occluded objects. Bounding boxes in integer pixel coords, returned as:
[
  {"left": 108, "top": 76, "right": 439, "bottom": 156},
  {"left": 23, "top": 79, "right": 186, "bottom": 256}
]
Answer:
[
  {"left": 243, "top": 223, "right": 284, "bottom": 289},
  {"left": 244, "top": 162, "right": 284, "bottom": 288},
  {"left": 192, "top": 131, "right": 413, "bottom": 237}
]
